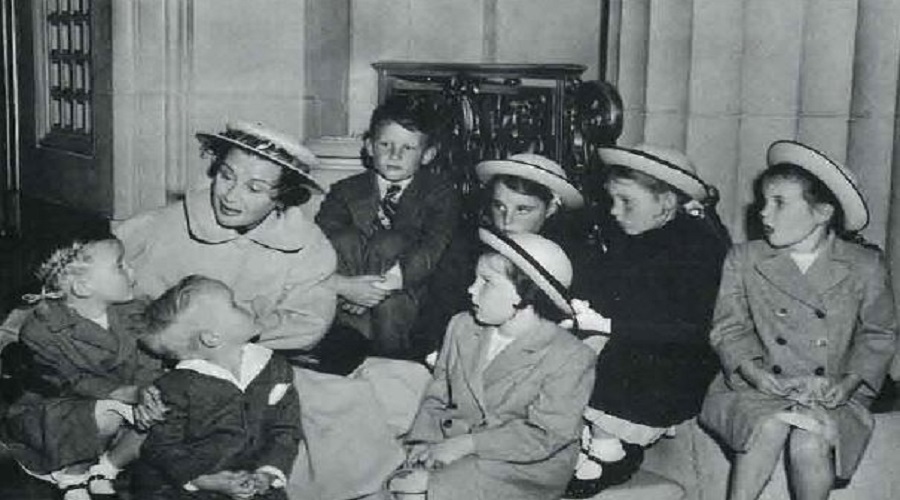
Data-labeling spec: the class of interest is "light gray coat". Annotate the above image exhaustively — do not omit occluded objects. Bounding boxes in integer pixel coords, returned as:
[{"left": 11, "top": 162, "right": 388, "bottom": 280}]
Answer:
[
  {"left": 701, "top": 238, "right": 897, "bottom": 477},
  {"left": 407, "top": 313, "right": 595, "bottom": 500}
]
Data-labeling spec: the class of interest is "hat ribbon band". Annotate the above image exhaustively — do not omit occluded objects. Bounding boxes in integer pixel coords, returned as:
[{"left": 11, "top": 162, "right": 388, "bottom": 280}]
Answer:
[{"left": 486, "top": 227, "right": 572, "bottom": 306}]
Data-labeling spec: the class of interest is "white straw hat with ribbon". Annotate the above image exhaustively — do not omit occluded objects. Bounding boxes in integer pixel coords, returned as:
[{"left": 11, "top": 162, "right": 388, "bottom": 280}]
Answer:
[
  {"left": 478, "top": 227, "right": 574, "bottom": 316},
  {"left": 767, "top": 140, "right": 869, "bottom": 232},
  {"left": 597, "top": 144, "right": 709, "bottom": 201},
  {"left": 196, "top": 121, "right": 323, "bottom": 194},
  {"left": 476, "top": 153, "right": 584, "bottom": 209}
]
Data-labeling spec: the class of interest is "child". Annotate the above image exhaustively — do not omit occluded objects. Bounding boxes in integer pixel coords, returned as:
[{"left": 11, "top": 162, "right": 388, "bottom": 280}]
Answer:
[
  {"left": 132, "top": 275, "right": 301, "bottom": 500},
  {"left": 315, "top": 96, "right": 461, "bottom": 359},
  {"left": 700, "top": 140, "right": 897, "bottom": 500},
  {"left": 393, "top": 228, "right": 595, "bottom": 500},
  {"left": 565, "top": 145, "right": 729, "bottom": 498},
  {"left": 1, "top": 238, "right": 165, "bottom": 500}
]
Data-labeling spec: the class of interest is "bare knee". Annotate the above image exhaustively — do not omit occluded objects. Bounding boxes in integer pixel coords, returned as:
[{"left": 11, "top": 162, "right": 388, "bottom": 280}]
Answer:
[
  {"left": 752, "top": 417, "right": 791, "bottom": 448},
  {"left": 788, "top": 429, "right": 833, "bottom": 466}
]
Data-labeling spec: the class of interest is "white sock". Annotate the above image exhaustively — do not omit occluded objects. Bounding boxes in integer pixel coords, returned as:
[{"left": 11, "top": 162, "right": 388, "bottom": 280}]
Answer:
[
  {"left": 592, "top": 437, "right": 626, "bottom": 462},
  {"left": 88, "top": 454, "right": 120, "bottom": 494},
  {"left": 51, "top": 470, "right": 92, "bottom": 500}
]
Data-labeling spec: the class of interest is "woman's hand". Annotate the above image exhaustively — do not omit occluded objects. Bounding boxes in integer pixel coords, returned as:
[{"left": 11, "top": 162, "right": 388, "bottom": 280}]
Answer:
[
  {"left": 822, "top": 374, "right": 863, "bottom": 409},
  {"left": 738, "top": 360, "right": 796, "bottom": 397},
  {"left": 192, "top": 470, "right": 256, "bottom": 499},
  {"left": 422, "top": 435, "right": 475, "bottom": 469},
  {"left": 134, "top": 385, "right": 167, "bottom": 431},
  {"left": 406, "top": 443, "right": 432, "bottom": 466}
]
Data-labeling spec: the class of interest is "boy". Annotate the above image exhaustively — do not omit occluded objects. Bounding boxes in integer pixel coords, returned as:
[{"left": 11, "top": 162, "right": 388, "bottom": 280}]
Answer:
[
  {"left": 316, "top": 97, "right": 461, "bottom": 359},
  {"left": 133, "top": 275, "right": 301, "bottom": 500}
]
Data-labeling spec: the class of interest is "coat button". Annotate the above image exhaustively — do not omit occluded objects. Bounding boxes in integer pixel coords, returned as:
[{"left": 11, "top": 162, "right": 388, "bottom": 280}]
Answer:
[
  {"left": 815, "top": 338, "right": 828, "bottom": 348},
  {"left": 447, "top": 403, "right": 458, "bottom": 410},
  {"left": 814, "top": 367, "right": 825, "bottom": 376},
  {"left": 776, "top": 308, "right": 789, "bottom": 317},
  {"left": 772, "top": 365, "right": 783, "bottom": 374},
  {"left": 442, "top": 419, "right": 453, "bottom": 428},
  {"left": 776, "top": 337, "right": 787, "bottom": 345},
  {"left": 815, "top": 309, "right": 826, "bottom": 319}
]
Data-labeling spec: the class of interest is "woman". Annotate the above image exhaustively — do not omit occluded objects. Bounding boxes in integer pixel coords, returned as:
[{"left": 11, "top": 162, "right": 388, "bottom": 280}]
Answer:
[
  {"left": 565, "top": 144, "right": 730, "bottom": 498},
  {"left": 116, "top": 122, "right": 430, "bottom": 500}
]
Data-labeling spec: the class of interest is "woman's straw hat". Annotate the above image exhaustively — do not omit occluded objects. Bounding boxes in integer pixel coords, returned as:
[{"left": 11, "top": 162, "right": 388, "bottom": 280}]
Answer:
[
  {"left": 476, "top": 153, "right": 584, "bottom": 209},
  {"left": 597, "top": 144, "right": 709, "bottom": 201},
  {"left": 478, "top": 227, "right": 573, "bottom": 316},
  {"left": 196, "top": 121, "right": 323, "bottom": 193},
  {"left": 767, "top": 140, "right": 869, "bottom": 232}
]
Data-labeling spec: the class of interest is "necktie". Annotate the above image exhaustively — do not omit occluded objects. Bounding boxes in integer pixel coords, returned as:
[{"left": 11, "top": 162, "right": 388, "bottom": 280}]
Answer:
[{"left": 380, "top": 183, "right": 402, "bottom": 228}]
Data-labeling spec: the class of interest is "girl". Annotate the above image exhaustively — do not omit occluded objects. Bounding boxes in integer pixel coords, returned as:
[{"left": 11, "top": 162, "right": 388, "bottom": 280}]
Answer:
[
  {"left": 700, "top": 140, "right": 897, "bottom": 500},
  {"left": 395, "top": 228, "right": 596, "bottom": 500},
  {"left": 1, "top": 238, "right": 165, "bottom": 500},
  {"left": 566, "top": 145, "right": 730, "bottom": 498}
]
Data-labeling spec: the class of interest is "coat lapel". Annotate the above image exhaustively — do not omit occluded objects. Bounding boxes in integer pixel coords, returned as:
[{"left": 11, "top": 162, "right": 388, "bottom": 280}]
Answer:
[
  {"left": 481, "top": 320, "right": 555, "bottom": 399},
  {"left": 804, "top": 237, "right": 851, "bottom": 296},
  {"left": 347, "top": 173, "right": 381, "bottom": 234},
  {"left": 753, "top": 238, "right": 854, "bottom": 311}
]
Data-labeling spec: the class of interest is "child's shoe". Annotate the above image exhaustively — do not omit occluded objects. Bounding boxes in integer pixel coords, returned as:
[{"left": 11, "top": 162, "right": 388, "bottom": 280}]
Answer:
[
  {"left": 52, "top": 471, "right": 92, "bottom": 500},
  {"left": 86, "top": 454, "right": 121, "bottom": 499}
]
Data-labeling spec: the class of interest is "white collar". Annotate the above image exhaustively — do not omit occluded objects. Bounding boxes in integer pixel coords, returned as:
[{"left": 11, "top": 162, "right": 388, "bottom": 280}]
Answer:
[
  {"left": 184, "top": 186, "right": 319, "bottom": 251},
  {"left": 175, "top": 343, "right": 273, "bottom": 391},
  {"left": 376, "top": 175, "right": 413, "bottom": 197}
]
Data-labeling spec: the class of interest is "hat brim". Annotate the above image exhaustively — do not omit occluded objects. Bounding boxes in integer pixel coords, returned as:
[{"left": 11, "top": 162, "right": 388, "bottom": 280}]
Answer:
[
  {"left": 476, "top": 160, "right": 584, "bottom": 209},
  {"left": 767, "top": 141, "right": 868, "bottom": 232},
  {"left": 196, "top": 132, "right": 324, "bottom": 194},
  {"left": 478, "top": 228, "right": 573, "bottom": 316},
  {"left": 597, "top": 147, "right": 708, "bottom": 201}
]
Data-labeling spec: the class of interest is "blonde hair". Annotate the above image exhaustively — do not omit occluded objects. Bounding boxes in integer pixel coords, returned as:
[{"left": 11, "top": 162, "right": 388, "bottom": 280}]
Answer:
[{"left": 25, "top": 239, "right": 119, "bottom": 304}]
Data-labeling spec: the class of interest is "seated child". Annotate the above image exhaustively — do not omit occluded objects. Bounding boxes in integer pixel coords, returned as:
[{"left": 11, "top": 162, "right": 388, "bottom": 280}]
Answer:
[
  {"left": 392, "top": 228, "right": 595, "bottom": 500},
  {"left": 1, "top": 238, "right": 165, "bottom": 500},
  {"left": 701, "top": 141, "right": 898, "bottom": 500},
  {"left": 133, "top": 275, "right": 301, "bottom": 500},
  {"left": 315, "top": 96, "right": 461, "bottom": 359}
]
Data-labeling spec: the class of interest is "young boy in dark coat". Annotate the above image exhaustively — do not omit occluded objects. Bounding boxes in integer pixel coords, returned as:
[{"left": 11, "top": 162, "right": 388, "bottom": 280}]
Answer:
[
  {"left": 316, "top": 97, "right": 461, "bottom": 359},
  {"left": 132, "top": 275, "right": 301, "bottom": 500}
]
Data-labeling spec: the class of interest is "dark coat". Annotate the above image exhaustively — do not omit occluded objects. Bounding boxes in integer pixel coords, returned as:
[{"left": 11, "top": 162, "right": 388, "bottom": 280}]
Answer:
[
  {"left": 700, "top": 238, "right": 897, "bottom": 478},
  {"left": 133, "top": 347, "right": 301, "bottom": 500},
  {"left": 2, "top": 300, "right": 163, "bottom": 473},
  {"left": 315, "top": 170, "right": 461, "bottom": 357},
  {"left": 575, "top": 213, "right": 729, "bottom": 427},
  {"left": 407, "top": 313, "right": 596, "bottom": 500}
]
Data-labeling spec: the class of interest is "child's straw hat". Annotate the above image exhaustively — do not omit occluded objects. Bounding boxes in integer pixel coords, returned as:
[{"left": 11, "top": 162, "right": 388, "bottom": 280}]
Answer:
[
  {"left": 478, "top": 227, "right": 573, "bottom": 315},
  {"left": 597, "top": 144, "right": 710, "bottom": 201},
  {"left": 476, "top": 153, "right": 584, "bottom": 209},
  {"left": 196, "top": 121, "right": 323, "bottom": 193},
  {"left": 767, "top": 140, "right": 869, "bottom": 232}
]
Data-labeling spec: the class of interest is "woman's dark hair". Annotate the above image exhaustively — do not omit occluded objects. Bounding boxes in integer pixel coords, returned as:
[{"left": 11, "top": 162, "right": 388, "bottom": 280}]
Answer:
[
  {"left": 760, "top": 163, "right": 845, "bottom": 235},
  {"left": 493, "top": 253, "right": 569, "bottom": 324},
  {"left": 207, "top": 153, "right": 312, "bottom": 210}
]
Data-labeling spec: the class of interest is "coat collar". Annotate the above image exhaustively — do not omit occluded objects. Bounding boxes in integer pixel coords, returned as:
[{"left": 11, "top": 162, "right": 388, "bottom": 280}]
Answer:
[
  {"left": 37, "top": 300, "right": 130, "bottom": 334},
  {"left": 175, "top": 343, "right": 273, "bottom": 391},
  {"left": 184, "top": 187, "right": 318, "bottom": 251},
  {"left": 754, "top": 235, "right": 852, "bottom": 309},
  {"left": 482, "top": 317, "right": 559, "bottom": 385}
]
